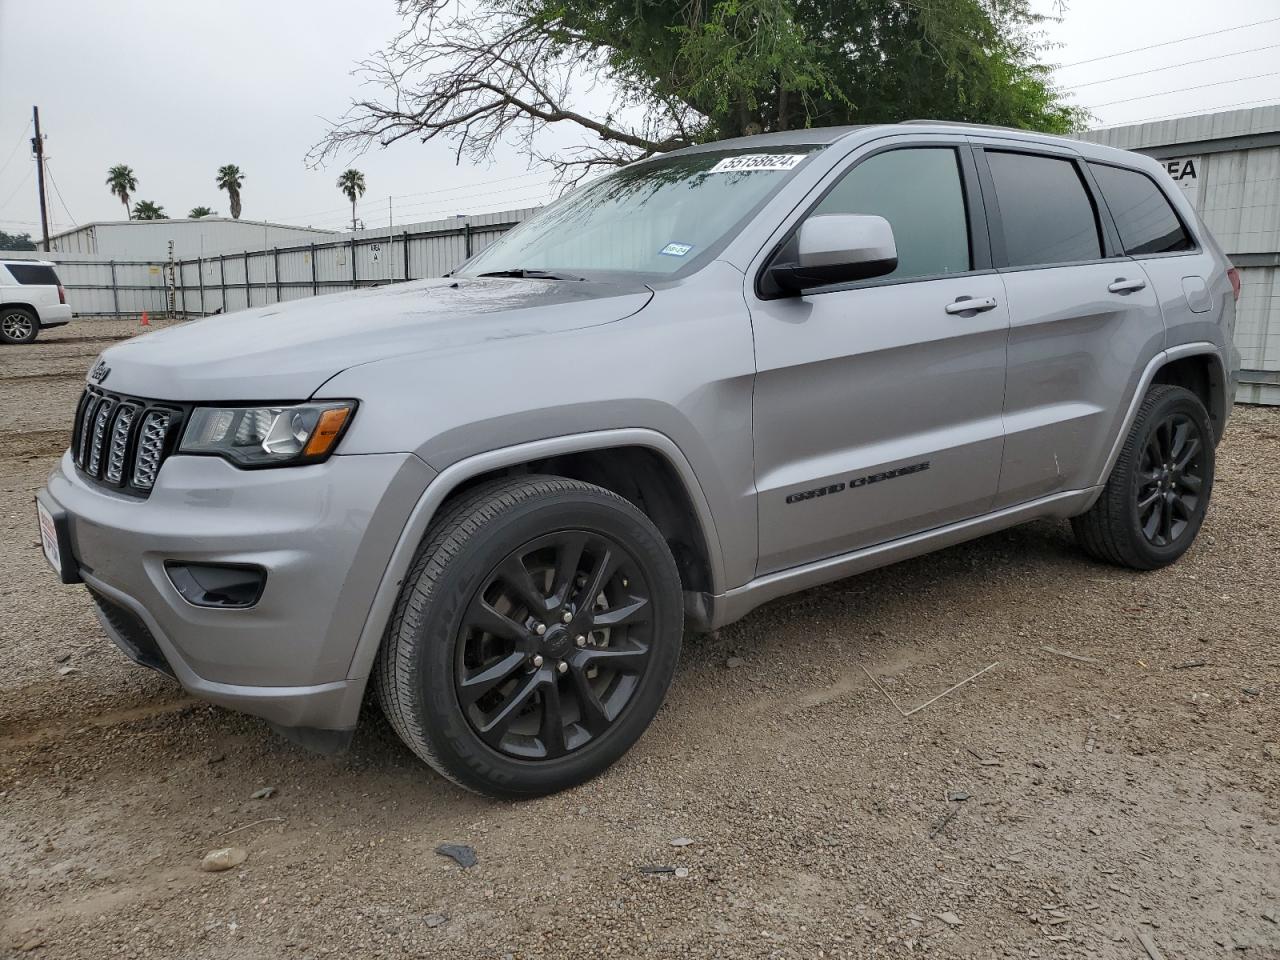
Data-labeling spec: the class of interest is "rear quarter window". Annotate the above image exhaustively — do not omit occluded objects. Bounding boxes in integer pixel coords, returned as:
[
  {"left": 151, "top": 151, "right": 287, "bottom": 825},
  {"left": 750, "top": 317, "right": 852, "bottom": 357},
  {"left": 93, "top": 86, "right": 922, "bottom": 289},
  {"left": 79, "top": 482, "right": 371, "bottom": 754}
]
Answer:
[
  {"left": 4, "top": 263, "right": 61, "bottom": 285},
  {"left": 1087, "top": 162, "right": 1194, "bottom": 256}
]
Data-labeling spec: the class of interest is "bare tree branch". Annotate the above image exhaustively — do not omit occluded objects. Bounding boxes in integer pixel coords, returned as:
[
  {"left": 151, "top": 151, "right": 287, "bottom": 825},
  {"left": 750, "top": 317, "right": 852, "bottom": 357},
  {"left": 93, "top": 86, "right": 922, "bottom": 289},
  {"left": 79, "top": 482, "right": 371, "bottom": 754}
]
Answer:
[{"left": 309, "top": 3, "right": 703, "bottom": 180}]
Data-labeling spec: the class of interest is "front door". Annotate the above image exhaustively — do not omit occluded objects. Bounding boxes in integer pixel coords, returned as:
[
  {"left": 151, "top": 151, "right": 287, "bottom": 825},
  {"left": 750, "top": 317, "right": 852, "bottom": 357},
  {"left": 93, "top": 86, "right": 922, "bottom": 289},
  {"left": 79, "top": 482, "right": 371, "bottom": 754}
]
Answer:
[{"left": 749, "top": 141, "right": 1009, "bottom": 576}]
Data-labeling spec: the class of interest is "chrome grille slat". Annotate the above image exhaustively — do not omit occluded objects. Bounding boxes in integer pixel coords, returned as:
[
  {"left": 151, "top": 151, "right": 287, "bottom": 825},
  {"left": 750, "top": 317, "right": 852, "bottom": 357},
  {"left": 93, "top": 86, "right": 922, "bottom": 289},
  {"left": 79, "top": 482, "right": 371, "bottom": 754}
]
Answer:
[
  {"left": 132, "top": 410, "right": 173, "bottom": 489},
  {"left": 76, "top": 395, "right": 102, "bottom": 468},
  {"left": 104, "top": 405, "right": 138, "bottom": 483},
  {"left": 86, "top": 398, "right": 116, "bottom": 477}
]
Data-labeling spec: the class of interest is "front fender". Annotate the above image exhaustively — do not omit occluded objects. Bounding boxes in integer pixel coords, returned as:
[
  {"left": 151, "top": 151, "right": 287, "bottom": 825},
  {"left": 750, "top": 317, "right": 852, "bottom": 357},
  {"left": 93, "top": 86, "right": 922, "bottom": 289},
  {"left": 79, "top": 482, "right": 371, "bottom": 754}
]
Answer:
[{"left": 341, "top": 428, "right": 727, "bottom": 683}]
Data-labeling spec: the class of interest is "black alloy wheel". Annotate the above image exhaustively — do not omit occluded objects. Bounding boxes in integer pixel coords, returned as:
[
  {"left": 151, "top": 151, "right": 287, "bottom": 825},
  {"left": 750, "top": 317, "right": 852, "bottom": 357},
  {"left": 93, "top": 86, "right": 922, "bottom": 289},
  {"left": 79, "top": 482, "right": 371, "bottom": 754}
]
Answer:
[
  {"left": 1135, "top": 411, "right": 1205, "bottom": 547},
  {"left": 1071, "top": 384, "right": 1215, "bottom": 570},
  {"left": 375, "top": 475, "right": 683, "bottom": 798},
  {"left": 456, "top": 529, "right": 655, "bottom": 760}
]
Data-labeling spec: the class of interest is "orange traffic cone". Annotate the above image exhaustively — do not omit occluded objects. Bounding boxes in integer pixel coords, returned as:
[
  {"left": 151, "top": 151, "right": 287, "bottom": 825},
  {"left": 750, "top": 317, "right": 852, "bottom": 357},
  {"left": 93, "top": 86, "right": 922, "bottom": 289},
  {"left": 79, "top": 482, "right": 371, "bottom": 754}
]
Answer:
[{"left": 140, "top": 311, "right": 149, "bottom": 326}]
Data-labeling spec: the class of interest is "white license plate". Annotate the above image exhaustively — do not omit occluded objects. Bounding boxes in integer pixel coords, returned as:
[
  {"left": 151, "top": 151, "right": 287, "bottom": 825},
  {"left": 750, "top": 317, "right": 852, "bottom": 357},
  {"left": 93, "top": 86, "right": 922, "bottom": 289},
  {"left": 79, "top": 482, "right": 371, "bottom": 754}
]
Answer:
[{"left": 37, "top": 499, "right": 63, "bottom": 575}]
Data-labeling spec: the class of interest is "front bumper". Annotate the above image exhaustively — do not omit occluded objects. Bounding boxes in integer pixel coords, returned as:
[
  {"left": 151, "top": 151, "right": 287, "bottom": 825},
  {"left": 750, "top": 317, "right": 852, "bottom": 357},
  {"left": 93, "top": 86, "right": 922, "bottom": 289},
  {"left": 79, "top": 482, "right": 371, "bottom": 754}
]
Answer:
[{"left": 41, "top": 449, "right": 434, "bottom": 735}]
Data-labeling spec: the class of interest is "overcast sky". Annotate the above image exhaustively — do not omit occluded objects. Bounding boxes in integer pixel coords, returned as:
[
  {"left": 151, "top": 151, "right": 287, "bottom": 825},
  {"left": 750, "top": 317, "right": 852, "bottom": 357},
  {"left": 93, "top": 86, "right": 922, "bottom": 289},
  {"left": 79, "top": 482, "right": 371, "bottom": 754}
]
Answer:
[{"left": 1, "top": 0, "right": 1278, "bottom": 239}]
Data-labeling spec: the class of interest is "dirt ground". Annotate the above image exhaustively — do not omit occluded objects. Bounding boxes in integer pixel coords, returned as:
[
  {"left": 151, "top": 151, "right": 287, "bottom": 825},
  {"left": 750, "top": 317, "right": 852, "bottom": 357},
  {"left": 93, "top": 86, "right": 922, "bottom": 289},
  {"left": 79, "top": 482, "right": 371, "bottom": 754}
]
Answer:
[{"left": 1, "top": 319, "right": 1277, "bottom": 959}]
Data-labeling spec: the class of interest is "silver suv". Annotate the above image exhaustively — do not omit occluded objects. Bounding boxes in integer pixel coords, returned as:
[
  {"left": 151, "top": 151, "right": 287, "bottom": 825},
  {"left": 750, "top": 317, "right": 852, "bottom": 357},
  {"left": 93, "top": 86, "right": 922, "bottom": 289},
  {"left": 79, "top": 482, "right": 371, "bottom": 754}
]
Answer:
[{"left": 37, "top": 123, "right": 1240, "bottom": 797}]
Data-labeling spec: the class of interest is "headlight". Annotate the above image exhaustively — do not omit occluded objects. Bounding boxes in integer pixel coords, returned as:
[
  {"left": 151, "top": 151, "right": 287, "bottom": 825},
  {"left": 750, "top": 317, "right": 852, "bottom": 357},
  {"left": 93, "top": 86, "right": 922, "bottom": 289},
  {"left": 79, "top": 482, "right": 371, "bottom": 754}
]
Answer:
[{"left": 179, "top": 401, "right": 356, "bottom": 467}]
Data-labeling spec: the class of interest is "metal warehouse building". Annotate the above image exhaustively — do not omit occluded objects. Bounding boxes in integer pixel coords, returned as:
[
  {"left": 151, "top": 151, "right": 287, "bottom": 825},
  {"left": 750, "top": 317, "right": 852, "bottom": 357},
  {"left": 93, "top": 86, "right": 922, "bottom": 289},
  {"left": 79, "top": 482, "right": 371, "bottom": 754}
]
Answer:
[
  {"left": 1080, "top": 106, "right": 1280, "bottom": 404},
  {"left": 47, "top": 217, "right": 340, "bottom": 261}
]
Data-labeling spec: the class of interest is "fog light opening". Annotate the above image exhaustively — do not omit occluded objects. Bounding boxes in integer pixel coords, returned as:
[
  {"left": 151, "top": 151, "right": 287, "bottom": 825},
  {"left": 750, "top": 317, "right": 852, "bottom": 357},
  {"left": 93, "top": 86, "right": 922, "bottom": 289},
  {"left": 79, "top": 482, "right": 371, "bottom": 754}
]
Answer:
[{"left": 165, "top": 562, "right": 267, "bottom": 609}]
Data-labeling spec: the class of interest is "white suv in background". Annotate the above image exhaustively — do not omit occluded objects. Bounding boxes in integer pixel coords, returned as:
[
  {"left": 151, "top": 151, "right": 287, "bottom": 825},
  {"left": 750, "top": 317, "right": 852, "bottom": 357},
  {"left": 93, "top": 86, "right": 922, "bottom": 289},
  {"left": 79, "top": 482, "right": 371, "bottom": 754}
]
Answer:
[{"left": 1, "top": 259, "right": 72, "bottom": 344}]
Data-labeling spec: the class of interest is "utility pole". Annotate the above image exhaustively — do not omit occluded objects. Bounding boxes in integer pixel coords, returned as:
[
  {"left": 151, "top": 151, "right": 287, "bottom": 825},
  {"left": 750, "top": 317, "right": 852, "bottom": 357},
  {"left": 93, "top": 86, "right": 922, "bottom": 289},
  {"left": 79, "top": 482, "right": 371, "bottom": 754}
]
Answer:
[{"left": 31, "top": 106, "right": 50, "bottom": 252}]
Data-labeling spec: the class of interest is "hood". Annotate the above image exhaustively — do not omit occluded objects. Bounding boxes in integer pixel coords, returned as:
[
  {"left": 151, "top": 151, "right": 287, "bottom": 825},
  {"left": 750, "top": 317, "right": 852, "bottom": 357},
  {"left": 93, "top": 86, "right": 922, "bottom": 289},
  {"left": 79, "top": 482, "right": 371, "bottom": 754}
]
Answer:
[{"left": 93, "top": 277, "right": 653, "bottom": 401}]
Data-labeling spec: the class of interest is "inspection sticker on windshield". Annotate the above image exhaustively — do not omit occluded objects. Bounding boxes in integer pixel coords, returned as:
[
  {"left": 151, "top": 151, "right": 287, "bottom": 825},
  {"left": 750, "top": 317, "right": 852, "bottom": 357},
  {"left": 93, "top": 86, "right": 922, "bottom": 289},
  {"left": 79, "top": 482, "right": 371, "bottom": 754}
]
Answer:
[
  {"left": 709, "top": 154, "right": 806, "bottom": 173},
  {"left": 660, "top": 242, "right": 694, "bottom": 257}
]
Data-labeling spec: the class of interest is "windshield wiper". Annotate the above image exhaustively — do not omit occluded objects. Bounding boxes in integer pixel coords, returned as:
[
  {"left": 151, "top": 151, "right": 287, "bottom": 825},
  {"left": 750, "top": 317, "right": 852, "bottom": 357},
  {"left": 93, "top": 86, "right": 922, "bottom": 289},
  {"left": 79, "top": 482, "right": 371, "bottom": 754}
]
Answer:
[{"left": 474, "top": 268, "right": 585, "bottom": 282}]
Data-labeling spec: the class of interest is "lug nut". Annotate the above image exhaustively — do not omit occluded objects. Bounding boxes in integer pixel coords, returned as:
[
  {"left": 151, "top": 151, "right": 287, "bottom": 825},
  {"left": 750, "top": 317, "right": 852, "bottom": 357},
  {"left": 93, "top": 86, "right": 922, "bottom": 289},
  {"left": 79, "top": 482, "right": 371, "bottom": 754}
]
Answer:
[
  {"left": 562, "top": 611, "right": 572, "bottom": 623},
  {"left": 575, "top": 635, "right": 586, "bottom": 647},
  {"left": 532, "top": 654, "right": 544, "bottom": 668},
  {"left": 557, "top": 661, "right": 569, "bottom": 674},
  {"left": 535, "top": 623, "right": 547, "bottom": 636},
  {"left": 622, "top": 578, "right": 629, "bottom": 588}
]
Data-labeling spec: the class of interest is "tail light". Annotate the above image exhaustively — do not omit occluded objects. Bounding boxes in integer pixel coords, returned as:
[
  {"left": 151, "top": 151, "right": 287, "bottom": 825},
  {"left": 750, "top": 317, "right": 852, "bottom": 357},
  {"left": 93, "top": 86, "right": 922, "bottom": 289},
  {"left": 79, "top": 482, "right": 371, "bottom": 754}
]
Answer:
[
  {"left": 1227, "top": 266, "right": 1241, "bottom": 302},
  {"left": 57, "top": 284, "right": 66, "bottom": 304}
]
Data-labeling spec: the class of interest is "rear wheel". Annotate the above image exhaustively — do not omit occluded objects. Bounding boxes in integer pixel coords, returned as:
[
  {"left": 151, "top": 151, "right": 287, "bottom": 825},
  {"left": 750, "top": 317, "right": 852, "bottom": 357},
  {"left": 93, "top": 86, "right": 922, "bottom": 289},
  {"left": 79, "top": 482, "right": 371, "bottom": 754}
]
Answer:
[
  {"left": 375, "top": 475, "right": 683, "bottom": 798},
  {"left": 0, "top": 307, "right": 38, "bottom": 344},
  {"left": 1072, "top": 384, "right": 1214, "bottom": 570}
]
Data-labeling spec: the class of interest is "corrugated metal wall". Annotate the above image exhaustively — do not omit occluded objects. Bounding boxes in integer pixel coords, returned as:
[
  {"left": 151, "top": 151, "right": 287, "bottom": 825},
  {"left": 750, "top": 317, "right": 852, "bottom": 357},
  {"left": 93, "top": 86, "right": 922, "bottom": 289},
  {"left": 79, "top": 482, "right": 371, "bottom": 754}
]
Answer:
[
  {"left": 48, "top": 217, "right": 342, "bottom": 260},
  {"left": 1080, "top": 107, "right": 1280, "bottom": 403},
  {"left": 21, "top": 208, "right": 537, "bottom": 320}
]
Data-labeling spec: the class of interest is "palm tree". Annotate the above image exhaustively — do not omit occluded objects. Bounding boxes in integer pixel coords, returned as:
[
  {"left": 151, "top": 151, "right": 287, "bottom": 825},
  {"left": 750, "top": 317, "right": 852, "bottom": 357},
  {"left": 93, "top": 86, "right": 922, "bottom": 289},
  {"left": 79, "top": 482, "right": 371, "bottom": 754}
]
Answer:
[
  {"left": 132, "top": 200, "right": 167, "bottom": 220},
  {"left": 188, "top": 206, "right": 216, "bottom": 219},
  {"left": 336, "top": 169, "right": 366, "bottom": 232},
  {"left": 216, "top": 165, "right": 244, "bottom": 219},
  {"left": 106, "top": 164, "right": 138, "bottom": 219}
]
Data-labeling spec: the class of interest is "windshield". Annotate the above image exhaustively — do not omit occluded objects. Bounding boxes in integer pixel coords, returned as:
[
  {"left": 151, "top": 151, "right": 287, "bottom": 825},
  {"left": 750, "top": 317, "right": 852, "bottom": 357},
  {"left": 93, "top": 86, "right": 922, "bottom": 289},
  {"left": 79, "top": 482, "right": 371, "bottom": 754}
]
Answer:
[{"left": 458, "top": 147, "right": 823, "bottom": 279}]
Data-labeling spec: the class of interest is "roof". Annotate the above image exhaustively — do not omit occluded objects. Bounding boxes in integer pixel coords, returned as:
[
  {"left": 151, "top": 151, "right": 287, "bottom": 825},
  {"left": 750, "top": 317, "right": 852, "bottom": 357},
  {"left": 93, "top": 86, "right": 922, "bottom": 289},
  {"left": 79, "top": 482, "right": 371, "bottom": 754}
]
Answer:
[
  {"left": 663, "top": 120, "right": 1093, "bottom": 156},
  {"left": 47, "top": 217, "right": 340, "bottom": 241}
]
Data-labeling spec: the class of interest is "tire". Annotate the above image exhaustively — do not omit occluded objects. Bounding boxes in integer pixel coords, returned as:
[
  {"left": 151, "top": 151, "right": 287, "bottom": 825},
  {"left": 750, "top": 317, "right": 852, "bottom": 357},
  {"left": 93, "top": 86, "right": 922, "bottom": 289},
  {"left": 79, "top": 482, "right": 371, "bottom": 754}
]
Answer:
[
  {"left": 0, "top": 307, "right": 39, "bottom": 344},
  {"left": 1071, "top": 384, "right": 1215, "bottom": 570},
  {"left": 375, "top": 475, "right": 684, "bottom": 798}
]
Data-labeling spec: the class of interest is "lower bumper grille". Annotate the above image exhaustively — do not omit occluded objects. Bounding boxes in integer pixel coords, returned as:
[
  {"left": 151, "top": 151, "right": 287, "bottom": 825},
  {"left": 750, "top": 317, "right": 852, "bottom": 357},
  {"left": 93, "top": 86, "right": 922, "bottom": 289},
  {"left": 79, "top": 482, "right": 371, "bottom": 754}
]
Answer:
[{"left": 88, "top": 588, "right": 176, "bottom": 677}]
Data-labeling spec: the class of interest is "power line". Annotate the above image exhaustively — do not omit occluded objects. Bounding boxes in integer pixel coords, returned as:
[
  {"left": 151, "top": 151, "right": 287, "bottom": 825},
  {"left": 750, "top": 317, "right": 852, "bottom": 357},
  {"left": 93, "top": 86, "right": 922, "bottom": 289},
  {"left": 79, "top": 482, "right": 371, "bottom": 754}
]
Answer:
[
  {"left": 44, "top": 160, "right": 77, "bottom": 226},
  {"left": 1094, "top": 96, "right": 1280, "bottom": 129},
  {"left": 272, "top": 169, "right": 555, "bottom": 223},
  {"left": 0, "top": 120, "right": 32, "bottom": 181},
  {"left": 1063, "top": 43, "right": 1280, "bottom": 90},
  {"left": 1087, "top": 71, "right": 1280, "bottom": 109},
  {"left": 363, "top": 195, "right": 550, "bottom": 230},
  {"left": 1058, "top": 16, "right": 1280, "bottom": 69},
  {"left": 0, "top": 167, "right": 33, "bottom": 211}
]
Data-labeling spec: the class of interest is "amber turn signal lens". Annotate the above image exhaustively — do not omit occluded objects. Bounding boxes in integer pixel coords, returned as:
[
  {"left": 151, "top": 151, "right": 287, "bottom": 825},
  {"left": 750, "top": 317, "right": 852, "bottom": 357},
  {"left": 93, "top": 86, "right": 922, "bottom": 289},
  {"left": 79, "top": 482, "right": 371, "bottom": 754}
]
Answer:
[{"left": 303, "top": 406, "right": 352, "bottom": 457}]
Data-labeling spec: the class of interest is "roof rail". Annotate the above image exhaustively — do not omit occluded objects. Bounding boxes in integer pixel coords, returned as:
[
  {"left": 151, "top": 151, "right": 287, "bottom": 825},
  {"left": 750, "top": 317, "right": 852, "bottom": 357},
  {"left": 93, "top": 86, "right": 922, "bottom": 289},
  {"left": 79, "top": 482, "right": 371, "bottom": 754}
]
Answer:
[{"left": 899, "top": 119, "right": 1032, "bottom": 133}]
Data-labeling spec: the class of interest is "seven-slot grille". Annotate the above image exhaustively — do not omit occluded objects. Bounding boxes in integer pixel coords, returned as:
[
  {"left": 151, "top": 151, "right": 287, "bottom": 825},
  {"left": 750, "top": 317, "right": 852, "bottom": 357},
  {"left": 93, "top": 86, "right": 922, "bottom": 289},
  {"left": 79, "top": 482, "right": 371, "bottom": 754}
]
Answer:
[{"left": 71, "top": 387, "right": 185, "bottom": 496}]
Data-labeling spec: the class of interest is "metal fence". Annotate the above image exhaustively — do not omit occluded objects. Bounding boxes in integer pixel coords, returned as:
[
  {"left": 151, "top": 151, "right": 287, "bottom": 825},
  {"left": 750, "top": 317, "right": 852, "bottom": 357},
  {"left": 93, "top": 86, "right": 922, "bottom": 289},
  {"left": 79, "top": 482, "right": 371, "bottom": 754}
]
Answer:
[{"left": 33, "top": 209, "right": 537, "bottom": 318}]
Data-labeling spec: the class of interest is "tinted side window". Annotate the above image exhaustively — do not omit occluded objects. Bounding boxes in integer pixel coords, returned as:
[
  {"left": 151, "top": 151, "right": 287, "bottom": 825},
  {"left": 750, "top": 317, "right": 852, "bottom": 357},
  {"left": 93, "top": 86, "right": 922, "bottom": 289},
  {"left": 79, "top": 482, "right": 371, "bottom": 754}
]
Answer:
[
  {"left": 986, "top": 151, "right": 1102, "bottom": 267},
  {"left": 1088, "top": 162, "right": 1193, "bottom": 255},
  {"left": 814, "top": 147, "right": 970, "bottom": 280},
  {"left": 5, "top": 263, "right": 60, "bottom": 285}
]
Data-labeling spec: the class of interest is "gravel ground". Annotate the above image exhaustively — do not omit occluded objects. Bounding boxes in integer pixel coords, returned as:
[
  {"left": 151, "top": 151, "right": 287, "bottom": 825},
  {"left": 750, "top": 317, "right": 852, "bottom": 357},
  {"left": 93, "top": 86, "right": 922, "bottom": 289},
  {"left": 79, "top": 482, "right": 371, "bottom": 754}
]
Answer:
[{"left": 1, "top": 319, "right": 1278, "bottom": 959}]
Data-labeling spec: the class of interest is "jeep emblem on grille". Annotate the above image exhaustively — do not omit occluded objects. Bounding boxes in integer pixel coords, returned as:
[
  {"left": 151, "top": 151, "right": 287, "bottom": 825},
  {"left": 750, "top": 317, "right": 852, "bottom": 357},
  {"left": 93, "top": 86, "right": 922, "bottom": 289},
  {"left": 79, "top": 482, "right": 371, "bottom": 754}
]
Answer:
[{"left": 89, "top": 361, "right": 110, "bottom": 384}]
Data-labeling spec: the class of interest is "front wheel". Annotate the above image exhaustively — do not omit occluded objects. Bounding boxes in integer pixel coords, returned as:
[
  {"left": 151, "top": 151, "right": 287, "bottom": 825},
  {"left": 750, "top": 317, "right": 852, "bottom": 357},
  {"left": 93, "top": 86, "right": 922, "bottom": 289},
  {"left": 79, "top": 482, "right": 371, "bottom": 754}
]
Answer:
[
  {"left": 1072, "top": 384, "right": 1215, "bottom": 570},
  {"left": 375, "top": 475, "right": 684, "bottom": 798},
  {"left": 0, "top": 307, "right": 39, "bottom": 344}
]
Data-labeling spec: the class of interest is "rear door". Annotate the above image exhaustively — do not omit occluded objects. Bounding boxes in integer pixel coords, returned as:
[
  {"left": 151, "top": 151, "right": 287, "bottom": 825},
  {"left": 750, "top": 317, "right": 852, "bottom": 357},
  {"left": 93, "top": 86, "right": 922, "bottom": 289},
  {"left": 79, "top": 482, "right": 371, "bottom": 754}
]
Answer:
[
  {"left": 972, "top": 141, "right": 1166, "bottom": 508},
  {"left": 1086, "top": 159, "right": 1227, "bottom": 373},
  {"left": 748, "top": 137, "right": 1010, "bottom": 575}
]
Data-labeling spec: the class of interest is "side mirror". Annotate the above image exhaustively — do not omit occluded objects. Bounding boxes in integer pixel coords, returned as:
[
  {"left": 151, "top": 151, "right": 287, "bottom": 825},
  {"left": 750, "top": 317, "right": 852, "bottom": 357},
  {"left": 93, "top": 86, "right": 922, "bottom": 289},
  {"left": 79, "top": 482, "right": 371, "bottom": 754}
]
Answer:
[{"left": 768, "top": 214, "right": 898, "bottom": 294}]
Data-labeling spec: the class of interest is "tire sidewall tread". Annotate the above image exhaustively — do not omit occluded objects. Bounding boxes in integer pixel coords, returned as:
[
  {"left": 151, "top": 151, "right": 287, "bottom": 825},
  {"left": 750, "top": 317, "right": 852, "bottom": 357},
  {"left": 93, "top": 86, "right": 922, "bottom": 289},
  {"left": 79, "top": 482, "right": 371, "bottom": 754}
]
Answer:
[
  {"left": 1072, "top": 384, "right": 1215, "bottom": 570},
  {"left": 375, "top": 475, "right": 683, "bottom": 799}
]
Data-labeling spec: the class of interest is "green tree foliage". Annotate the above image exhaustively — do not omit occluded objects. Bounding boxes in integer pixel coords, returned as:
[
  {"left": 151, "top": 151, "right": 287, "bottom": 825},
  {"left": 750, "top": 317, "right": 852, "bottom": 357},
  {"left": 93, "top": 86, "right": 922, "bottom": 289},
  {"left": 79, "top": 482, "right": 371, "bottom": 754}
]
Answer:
[
  {"left": 106, "top": 164, "right": 138, "bottom": 219},
  {"left": 188, "top": 206, "right": 216, "bottom": 218},
  {"left": 132, "top": 200, "right": 167, "bottom": 220},
  {"left": 314, "top": 0, "right": 1084, "bottom": 181},
  {"left": 336, "top": 168, "right": 367, "bottom": 232},
  {"left": 216, "top": 165, "right": 245, "bottom": 219},
  {"left": 0, "top": 230, "right": 37, "bottom": 251}
]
